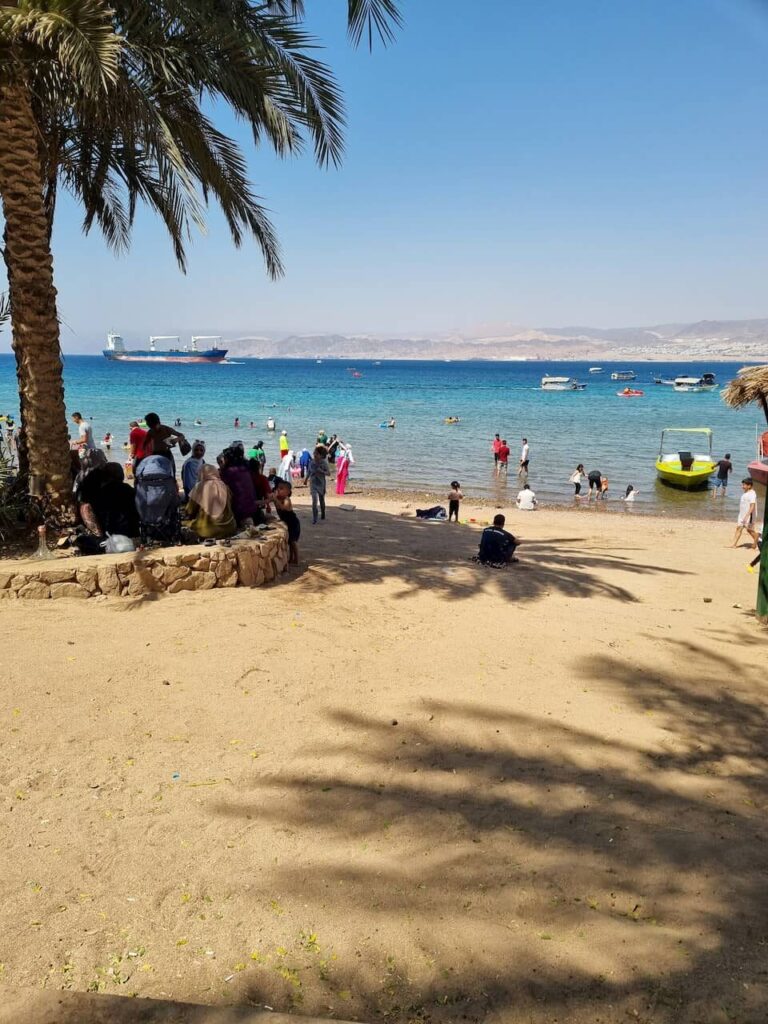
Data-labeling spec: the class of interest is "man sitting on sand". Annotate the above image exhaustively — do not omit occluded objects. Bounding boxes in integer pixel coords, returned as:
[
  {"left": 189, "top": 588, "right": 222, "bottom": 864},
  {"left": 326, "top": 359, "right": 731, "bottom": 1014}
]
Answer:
[
  {"left": 516, "top": 483, "right": 537, "bottom": 510},
  {"left": 475, "top": 514, "right": 518, "bottom": 567}
]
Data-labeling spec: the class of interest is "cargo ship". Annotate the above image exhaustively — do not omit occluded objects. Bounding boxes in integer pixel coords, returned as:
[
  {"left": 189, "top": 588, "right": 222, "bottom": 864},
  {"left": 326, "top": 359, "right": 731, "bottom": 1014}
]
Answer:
[{"left": 103, "top": 332, "right": 227, "bottom": 363}]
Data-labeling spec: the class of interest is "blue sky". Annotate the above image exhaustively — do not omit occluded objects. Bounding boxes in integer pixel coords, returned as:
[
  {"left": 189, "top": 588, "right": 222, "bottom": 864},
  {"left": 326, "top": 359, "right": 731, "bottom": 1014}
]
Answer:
[{"left": 4, "top": 0, "right": 768, "bottom": 351}]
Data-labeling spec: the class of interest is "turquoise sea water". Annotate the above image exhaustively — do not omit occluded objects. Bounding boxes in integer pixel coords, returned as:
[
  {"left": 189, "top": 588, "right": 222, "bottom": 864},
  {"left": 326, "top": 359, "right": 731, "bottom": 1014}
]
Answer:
[{"left": 0, "top": 355, "right": 764, "bottom": 519}]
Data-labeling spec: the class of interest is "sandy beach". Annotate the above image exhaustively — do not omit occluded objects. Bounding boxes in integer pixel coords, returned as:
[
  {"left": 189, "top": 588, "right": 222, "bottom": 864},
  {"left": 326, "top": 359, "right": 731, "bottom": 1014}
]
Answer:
[{"left": 1, "top": 492, "right": 766, "bottom": 1024}]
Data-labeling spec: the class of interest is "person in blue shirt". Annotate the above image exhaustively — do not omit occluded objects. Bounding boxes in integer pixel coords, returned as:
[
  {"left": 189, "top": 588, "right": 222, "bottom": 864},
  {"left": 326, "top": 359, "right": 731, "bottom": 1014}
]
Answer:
[
  {"left": 298, "top": 447, "right": 312, "bottom": 482},
  {"left": 476, "top": 514, "right": 518, "bottom": 567},
  {"left": 181, "top": 440, "right": 206, "bottom": 500}
]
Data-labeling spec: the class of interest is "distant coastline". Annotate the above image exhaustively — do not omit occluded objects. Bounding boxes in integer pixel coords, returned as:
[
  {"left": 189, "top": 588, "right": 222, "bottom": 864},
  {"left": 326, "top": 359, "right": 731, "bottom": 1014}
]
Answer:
[
  {"left": 54, "top": 353, "right": 768, "bottom": 363},
  {"left": 46, "top": 315, "right": 768, "bottom": 362}
]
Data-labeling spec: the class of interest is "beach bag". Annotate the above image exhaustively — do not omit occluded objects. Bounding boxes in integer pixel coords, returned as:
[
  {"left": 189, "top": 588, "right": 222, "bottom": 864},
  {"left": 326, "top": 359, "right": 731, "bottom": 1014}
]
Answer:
[
  {"left": 416, "top": 505, "right": 447, "bottom": 520},
  {"left": 101, "top": 534, "right": 135, "bottom": 554},
  {"left": 178, "top": 438, "right": 191, "bottom": 456}
]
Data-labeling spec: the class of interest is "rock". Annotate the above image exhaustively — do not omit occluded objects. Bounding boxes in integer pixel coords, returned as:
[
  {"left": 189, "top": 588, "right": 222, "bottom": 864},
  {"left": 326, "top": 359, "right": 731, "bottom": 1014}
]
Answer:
[
  {"left": 0, "top": 572, "right": 13, "bottom": 590},
  {"left": 0, "top": 589, "right": 18, "bottom": 600},
  {"left": 193, "top": 557, "right": 211, "bottom": 572},
  {"left": 50, "top": 582, "right": 89, "bottom": 599},
  {"left": 161, "top": 564, "right": 190, "bottom": 586},
  {"left": 263, "top": 559, "right": 275, "bottom": 582},
  {"left": 97, "top": 564, "right": 121, "bottom": 596},
  {"left": 115, "top": 559, "right": 135, "bottom": 574},
  {"left": 127, "top": 570, "right": 162, "bottom": 596},
  {"left": 37, "top": 568, "right": 77, "bottom": 585},
  {"left": 252, "top": 569, "right": 265, "bottom": 587},
  {"left": 274, "top": 551, "right": 288, "bottom": 575},
  {"left": 76, "top": 568, "right": 99, "bottom": 593},
  {"left": 17, "top": 580, "right": 51, "bottom": 600},
  {"left": 236, "top": 548, "right": 257, "bottom": 587},
  {"left": 215, "top": 559, "right": 238, "bottom": 587},
  {"left": 168, "top": 571, "right": 217, "bottom": 593},
  {"left": 179, "top": 551, "right": 202, "bottom": 566}
]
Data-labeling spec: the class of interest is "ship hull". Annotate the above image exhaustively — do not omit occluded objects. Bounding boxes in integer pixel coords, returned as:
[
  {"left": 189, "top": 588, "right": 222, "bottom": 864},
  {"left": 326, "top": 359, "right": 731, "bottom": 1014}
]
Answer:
[{"left": 103, "top": 349, "right": 227, "bottom": 363}]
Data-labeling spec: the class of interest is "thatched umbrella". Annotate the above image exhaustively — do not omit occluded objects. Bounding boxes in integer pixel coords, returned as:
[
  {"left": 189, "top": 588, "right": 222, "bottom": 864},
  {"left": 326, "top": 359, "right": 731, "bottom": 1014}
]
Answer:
[
  {"left": 722, "top": 364, "right": 768, "bottom": 423},
  {"left": 722, "top": 364, "right": 768, "bottom": 622}
]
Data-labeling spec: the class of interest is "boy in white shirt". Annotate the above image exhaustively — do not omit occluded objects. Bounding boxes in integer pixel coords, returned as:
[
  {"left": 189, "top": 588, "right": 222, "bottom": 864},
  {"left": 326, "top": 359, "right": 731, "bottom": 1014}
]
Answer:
[{"left": 732, "top": 478, "right": 759, "bottom": 549}]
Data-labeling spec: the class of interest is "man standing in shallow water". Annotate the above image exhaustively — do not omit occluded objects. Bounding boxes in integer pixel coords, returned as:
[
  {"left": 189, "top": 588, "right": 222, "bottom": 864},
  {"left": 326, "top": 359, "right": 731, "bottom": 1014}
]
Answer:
[
  {"left": 519, "top": 437, "right": 530, "bottom": 481},
  {"left": 496, "top": 438, "right": 510, "bottom": 478},
  {"left": 491, "top": 433, "right": 502, "bottom": 467}
]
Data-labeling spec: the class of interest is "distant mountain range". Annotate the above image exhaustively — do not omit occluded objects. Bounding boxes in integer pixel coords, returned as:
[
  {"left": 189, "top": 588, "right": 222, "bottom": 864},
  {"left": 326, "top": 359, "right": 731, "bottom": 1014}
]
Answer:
[{"left": 226, "top": 318, "right": 768, "bottom": 361}]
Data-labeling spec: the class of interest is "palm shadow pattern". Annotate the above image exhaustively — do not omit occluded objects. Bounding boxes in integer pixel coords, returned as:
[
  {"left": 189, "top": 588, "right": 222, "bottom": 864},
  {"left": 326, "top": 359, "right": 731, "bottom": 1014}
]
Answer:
[
  {"left": 210, "top": 628, "right": 768, "bottom": 1024},
  {"left": 289, "top": 507, "right": 688, "bottom": 603}
]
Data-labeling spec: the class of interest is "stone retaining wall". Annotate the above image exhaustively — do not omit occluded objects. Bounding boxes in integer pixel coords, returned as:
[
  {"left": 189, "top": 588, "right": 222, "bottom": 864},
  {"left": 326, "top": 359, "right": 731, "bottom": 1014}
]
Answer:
[{"left": 0, "top": 524, "right": 288, "bottom": 600}]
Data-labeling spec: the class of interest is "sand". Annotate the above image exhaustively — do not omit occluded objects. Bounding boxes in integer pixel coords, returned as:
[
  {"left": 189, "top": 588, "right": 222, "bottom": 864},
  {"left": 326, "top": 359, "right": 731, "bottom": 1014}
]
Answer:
[{"left": 1, "top": 492, "right": 766, "bottom": 1024}]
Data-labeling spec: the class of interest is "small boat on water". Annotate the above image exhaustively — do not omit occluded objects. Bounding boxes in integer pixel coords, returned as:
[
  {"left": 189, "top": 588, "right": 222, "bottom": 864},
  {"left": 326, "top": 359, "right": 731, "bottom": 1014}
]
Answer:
[
  {"left": 541, "top": 375, "right": 587, "bottom": 391},
  {"left": 589, "top": 367, "right": 604, "bottom": 374},
  {"left": 652, "top": 377, "right": 676, "bottom": 386},
  {"left": 617, "top": 388, "right": 644, "bottom": 397},
  {"left": 673, "top": 376, "right": 706, "bottom": 393},
  {"left": 748, "top": 426, "right": 768, "bottom": 486},
  {"left": 701, "top": 372, "right": 718, "bottom": 390},
  {"left": 655, "top": 427, "right": 716, "bottom": 490},
  {"left": 611, "top": 370, "right": 636, "bottom": 381}
]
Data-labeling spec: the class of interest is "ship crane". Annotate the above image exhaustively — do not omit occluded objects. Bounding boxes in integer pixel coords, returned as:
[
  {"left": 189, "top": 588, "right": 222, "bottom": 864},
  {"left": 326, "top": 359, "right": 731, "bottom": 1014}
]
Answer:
[
  {"left": 191, "top": 335, "right": 223, "bottom": 352},
  {"left": 149, "top": 335, "right": 180, "bottom": 352}
]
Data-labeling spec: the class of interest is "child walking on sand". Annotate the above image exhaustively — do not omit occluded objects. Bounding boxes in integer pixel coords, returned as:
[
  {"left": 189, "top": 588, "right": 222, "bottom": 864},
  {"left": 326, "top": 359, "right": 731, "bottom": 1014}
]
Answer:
[
  {"left": 448, "top": 480, "right": 463, "bottom": 522},
  {"left": 274, "top": 479, "right": 301, "bottom": 565}
]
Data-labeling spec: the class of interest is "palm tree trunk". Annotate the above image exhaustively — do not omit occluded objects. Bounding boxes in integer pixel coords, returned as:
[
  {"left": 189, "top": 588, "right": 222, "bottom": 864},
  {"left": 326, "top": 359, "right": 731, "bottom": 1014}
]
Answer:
[{"left": 0, "top": 81, "right": 73, "bottom": 515}]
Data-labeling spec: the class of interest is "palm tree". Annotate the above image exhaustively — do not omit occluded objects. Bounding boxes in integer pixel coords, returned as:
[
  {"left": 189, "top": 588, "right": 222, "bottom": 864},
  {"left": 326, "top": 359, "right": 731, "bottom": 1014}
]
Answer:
[{"left": 0, "top": 0, "right": 401, "bottom": 516}]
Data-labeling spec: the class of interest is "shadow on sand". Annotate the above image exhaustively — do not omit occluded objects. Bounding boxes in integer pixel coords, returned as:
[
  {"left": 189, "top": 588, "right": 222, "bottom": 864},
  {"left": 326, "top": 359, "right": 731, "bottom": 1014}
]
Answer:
[
  {"left": 203, "top": 628, "right": 768, "bottom": 1024},
  {"left": 286, "top": 506, "right": 689, "bottom": 604}
]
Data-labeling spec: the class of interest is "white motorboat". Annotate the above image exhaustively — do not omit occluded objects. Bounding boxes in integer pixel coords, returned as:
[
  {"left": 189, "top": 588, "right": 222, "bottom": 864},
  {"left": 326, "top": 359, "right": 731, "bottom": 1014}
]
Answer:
[
  {"left": 541, "top": 375, "right": 587, "bottom": 391},
  {"left": 673, "top": 376, "right": 706, "bottom": 393},
  {"left": 589, "top": 367, "right": 604, "bottom": 374},
  {"left": 611, "top": 370, "right": 636, "bottom": 381}
]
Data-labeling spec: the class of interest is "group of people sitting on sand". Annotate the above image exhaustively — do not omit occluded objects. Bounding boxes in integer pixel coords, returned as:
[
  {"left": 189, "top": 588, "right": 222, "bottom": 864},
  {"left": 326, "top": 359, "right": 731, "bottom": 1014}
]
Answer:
[{"left": 68, "top": 412, "right": 337, "bottom": 566}]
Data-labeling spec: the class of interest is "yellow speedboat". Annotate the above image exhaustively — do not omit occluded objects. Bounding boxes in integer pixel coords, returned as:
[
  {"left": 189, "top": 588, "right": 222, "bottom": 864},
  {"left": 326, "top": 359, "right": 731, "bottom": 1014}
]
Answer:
[{"left": 655, "top": 427, "right": 716, "bottom": 490}]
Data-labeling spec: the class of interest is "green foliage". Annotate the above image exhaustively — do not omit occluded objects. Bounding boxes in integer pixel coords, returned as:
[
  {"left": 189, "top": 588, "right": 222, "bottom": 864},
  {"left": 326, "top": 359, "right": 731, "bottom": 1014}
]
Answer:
[{"left": 1, "top": 1, "right": 402, "bottom": 275}]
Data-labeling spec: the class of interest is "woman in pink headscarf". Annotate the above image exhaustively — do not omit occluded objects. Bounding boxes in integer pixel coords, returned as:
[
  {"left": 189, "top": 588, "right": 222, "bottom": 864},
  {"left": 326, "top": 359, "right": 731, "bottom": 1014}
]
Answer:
[{"left": 335, "top": 443, "right": 354, "bottom": 495}]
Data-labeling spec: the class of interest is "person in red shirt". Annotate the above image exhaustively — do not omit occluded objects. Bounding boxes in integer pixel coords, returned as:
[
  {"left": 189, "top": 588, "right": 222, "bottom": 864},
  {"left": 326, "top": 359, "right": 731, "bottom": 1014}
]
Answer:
[
  {"left": 491, "top": 433, "right": 502, "bottom": 466},
  {"left": 129, "top": 420, "right": 149, "bottom": 468},
  {"left": 496, "top": 439, "right": 510, "bottom": 478}
]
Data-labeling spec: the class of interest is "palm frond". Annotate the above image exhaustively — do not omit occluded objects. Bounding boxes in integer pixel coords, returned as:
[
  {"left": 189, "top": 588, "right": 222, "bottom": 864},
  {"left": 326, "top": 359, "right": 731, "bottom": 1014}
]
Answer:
[
  {"left": 347, "top": 0, "right": 402, "bottom": 49},
  {"left": 0, "top": 0, "right": 120, "bottom": 92}
]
